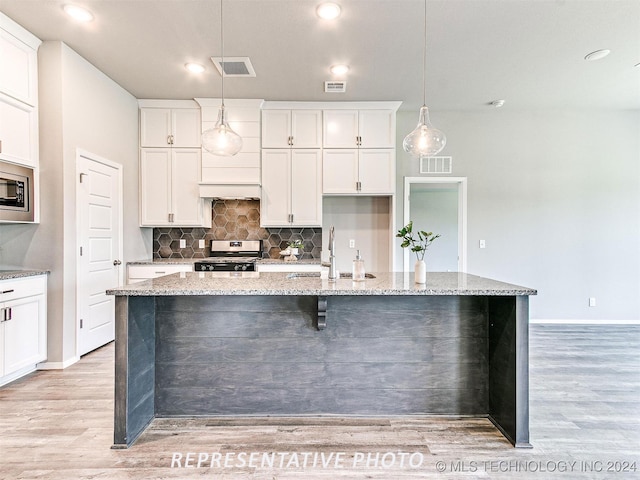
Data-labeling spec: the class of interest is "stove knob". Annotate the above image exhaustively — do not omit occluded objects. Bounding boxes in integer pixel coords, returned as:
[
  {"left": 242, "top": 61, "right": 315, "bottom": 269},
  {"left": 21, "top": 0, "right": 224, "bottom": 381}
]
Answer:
[
  {"left": 234, "top": 265, "right": 241, "bottom": 271},
  {"left": 208, "top": 265, "right": 215, "bottom": 271},
  {"left": 242, "top": 265, "right": 248, "bottom": 271}
]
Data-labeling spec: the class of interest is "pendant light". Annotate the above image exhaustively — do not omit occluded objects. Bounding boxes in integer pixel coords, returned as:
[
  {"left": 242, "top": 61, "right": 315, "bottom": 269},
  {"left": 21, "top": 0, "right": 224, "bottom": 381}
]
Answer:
[
  {"left": 402, "top": 0, "right": 446, "bottom": 157},
  {"left": 202, "top": 0, "right": 243, "bottom": 156}
]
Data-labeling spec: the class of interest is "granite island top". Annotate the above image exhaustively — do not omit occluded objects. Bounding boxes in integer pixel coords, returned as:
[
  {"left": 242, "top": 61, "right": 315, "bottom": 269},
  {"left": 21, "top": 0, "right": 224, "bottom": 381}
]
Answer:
[
  {"left": 0, "top": 269, "right": 49, "bottom": 281},
  {"left": 107, "top": 271, "right": 536, "bottom": 297}
]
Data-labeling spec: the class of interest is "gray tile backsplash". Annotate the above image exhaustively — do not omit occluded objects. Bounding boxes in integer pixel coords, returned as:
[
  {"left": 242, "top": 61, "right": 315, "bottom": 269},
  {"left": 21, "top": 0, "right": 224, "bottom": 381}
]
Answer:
[{"left": 153, "top": 200, "right": 322, "bottom": 259}]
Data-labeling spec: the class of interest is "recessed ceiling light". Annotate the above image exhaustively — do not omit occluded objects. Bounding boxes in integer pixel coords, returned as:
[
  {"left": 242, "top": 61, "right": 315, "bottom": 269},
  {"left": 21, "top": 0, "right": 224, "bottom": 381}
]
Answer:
[
  {"left": 330, "top": 64, "right": 349, "bottom": 76},
  {"left": 316, "top": 3, "right": 341, "bottom": 20},
  {"left": 63, "top": 4, "right": 94, "bottom": 22},
  {"left": 185, "top": 63, "right": 205, "bottom": 74},
  {"left": 584, "top": 49, "right": 611, "bottom": 61}
]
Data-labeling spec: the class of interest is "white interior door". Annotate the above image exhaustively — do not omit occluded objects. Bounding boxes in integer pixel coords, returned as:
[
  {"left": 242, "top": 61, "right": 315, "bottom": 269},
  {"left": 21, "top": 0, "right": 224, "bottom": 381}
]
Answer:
[{"left": 77, "top": 151, "right": 122, "bottom": 356}]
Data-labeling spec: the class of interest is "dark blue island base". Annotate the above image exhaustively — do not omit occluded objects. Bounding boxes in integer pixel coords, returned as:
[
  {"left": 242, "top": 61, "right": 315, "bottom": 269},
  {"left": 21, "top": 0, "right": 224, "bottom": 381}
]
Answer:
[{"left": 112, "top": 294, "right": 531, "bottom": 449}]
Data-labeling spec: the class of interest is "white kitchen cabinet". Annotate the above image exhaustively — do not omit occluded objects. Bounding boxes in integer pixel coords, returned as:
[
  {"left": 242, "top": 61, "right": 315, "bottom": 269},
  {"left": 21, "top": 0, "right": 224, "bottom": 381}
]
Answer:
[
  {"left": 127, "top": 264, "right": 193, "bottom": 284},
  {"left": 323, "top": 109, "right": 395, "bottom": 148},
  {"left": 140, "top": 107, "right": 201, "bottom": 148},
  {"left": 0, "top": 17, "right": 39, "bottom": 106},
  {"left": 0, "top": 274, "right": 47, "bottom": 387},
  {"left": 261, "top": 149, "right": 322, "bottom": 227},
  {"left": 0, "top": 94, "right": 37, "bottom": 167},
  {"left": 323, "top": 148, "right": 394, "bottom": 195},
  {"left": 0, "top": 13, "right": 40, "bottom": 169},
  {"left": 262, "top": 109, "right": 322, "bottom": 148},
  {"left": 140, "top": 148, "right": 210, "bottom": 227}
]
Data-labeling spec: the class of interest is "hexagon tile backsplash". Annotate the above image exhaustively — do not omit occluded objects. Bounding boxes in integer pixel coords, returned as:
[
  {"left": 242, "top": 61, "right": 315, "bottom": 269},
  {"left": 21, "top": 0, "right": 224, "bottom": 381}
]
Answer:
[{"left": 153, "top": 200, "right": 323, "bottom": 259}]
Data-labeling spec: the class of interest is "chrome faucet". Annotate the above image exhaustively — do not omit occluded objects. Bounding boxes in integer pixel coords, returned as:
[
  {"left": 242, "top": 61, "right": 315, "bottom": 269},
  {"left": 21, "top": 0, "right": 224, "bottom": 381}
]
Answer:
[{"left": 328, "top": 226, "right": 337, "bottom": 281}]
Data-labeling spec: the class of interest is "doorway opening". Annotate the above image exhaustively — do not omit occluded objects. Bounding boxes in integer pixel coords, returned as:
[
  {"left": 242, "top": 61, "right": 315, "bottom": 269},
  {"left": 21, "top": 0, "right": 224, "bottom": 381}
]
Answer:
[{"left": 403, "top": 177, "right": 467, "bottom": 273}]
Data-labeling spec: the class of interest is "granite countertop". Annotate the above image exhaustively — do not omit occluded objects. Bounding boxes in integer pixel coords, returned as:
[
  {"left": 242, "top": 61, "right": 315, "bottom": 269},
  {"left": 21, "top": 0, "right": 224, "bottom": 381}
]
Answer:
[
  {"left": 107, "top": 271, "right": 536, "bottom": 297},
  {"left": 128, "top": 258, "right": 322, "bottom": 265},
  {"left": 0, "top": 269, "right": 49, "bottom": 280}
]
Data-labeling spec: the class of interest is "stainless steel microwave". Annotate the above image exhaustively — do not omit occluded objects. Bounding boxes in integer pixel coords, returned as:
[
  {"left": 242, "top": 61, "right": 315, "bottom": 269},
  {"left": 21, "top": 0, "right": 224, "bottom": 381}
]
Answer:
[{"left": 0, "top": 161, "right": 34, "bottom": 222}]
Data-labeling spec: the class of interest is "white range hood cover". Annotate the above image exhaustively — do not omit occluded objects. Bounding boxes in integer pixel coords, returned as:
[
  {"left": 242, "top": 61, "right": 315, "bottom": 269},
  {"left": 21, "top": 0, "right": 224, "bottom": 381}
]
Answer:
[{"left": 199, "top": 183, "right": 261, "bottom": 200}]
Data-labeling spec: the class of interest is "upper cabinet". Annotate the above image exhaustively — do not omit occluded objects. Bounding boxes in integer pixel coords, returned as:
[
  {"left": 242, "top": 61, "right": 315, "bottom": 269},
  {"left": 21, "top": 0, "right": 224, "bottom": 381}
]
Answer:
[
  {"left": 323, "top": 109, "right": 395, "bottom": 149},
  {"left": 0, "top": 14, "right": 40, "bottom": 170},
  {"left": 262, "top": 110, "right": 322, "bottom": 148},
  {"left": 140, "top": 105, "right": 201, "bottom": 148}
]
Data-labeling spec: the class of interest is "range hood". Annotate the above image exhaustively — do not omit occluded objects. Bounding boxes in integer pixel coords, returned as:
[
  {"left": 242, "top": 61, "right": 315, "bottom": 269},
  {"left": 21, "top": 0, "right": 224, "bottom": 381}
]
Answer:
[{"left": 199, "top": 183, "right": 261, "bottom": 200}]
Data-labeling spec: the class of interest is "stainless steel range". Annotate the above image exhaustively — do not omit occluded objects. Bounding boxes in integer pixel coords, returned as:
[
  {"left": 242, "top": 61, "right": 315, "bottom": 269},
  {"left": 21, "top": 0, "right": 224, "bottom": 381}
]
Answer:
[{"left": 194, "top": 240, "right": 262, "bottom": 272}]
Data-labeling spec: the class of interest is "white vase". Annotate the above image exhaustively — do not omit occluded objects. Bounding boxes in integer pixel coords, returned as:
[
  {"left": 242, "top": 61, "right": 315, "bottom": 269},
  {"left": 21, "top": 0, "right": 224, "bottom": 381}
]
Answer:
[{"left": 414, "top": 259, "right": 427, "bottom": 284}]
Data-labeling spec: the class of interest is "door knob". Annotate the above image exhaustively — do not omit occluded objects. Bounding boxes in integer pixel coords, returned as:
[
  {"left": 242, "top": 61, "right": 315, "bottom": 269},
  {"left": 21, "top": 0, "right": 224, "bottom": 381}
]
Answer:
[{"left": 113, "top": 260, "right": 122, "bottom": 266}]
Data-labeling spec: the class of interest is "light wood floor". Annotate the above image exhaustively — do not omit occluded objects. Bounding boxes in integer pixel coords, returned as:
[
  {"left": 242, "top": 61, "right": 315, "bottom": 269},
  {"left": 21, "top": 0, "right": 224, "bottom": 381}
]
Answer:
[{"left": 1, "top": 325, "right": 639, "bottom": 479}]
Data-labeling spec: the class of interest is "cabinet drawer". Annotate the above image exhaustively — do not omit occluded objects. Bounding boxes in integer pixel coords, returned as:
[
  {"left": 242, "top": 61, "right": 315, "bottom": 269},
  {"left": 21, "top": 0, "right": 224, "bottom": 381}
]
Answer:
[
  {"left": 0, "top": 275, "right": 46, "bottom": 302},
  {"left": 128, "top": 264, "right": 193, "bottom": 279}
]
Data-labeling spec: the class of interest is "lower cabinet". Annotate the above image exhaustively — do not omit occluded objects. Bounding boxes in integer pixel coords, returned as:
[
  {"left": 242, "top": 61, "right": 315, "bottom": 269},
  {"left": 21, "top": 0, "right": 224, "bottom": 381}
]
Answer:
[
  {"left": 0, "top": 274, "right": 47, "bottom": 386},
  {"left": 127, "top": 264, "right": 193, "bottom": 284},
  {"left": 261, "top": 149, "right": 322, "bottom": 227}
]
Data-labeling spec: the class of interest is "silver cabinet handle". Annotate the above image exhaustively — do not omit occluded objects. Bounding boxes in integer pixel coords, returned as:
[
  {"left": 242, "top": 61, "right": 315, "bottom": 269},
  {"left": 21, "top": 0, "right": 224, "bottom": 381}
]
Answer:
[
  {"left": 6, "top": 307, "right": 11, "bottom": 321},
  {"left": 167, "top": 134, "right": 174, "bottom": 145},
  {"left": 168, "top": 213, "right": 174, "bottom": 223},
  {"left": 113, "top": 260, "right": 122, "bottom": 266}
]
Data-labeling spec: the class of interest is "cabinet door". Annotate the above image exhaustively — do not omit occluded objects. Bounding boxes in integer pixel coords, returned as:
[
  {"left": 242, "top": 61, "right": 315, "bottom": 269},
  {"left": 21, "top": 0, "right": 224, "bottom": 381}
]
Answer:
[
  {"left": 171, "top": 149, "right": 203, "bottom": 226},
  {"left": 261, "top": 149, "right": 292, "bottom": 226},
  {"left": 358, "top": 149, "right": 395, "bottom": 194},
  {"left": 323, "top": 110, "right": 358, "bottom": 148},
  {"left": 140, "top": 149, "right": 172, "bottom": 225},
  {"left": 0, "top": 95, "right": 36, "bottom": 167},
  {"left": 291, "top": 110, "right": 322, "bottom": 148},
  {"left": 261, "top": 110, "right": 291, "bottom": 148},
  {"left": 2, "top": 294, "right": 46, "bottom": 376},
  {"left": 322, "top": 149, "right": 358, "bottom": 194},
  {"left": 0, "top": 29, "right": 38, "bottom": 106},
  {"left": 358, "top": 110, "right": 395, "bottom": 148},
  {"left": 171, "top": 109, "right": 201, "bottom": 147},
  {"left": 291, "top": 149, "right": 322, "bottom": 226},
  {"left": 140, "top": 108, "right": 172, "bottom": 147}
]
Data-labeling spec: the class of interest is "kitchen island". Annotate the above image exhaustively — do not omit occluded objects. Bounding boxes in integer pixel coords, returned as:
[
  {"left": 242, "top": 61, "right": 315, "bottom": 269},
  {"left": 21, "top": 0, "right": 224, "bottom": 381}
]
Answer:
[{"left": 107, "top": 272, "right": 536, "bottom": 449}]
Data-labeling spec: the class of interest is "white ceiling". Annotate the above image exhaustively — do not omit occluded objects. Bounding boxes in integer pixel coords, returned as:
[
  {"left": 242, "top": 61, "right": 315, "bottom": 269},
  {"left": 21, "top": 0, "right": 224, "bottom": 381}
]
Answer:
[{"left": 1, "top": 0, "right": 639, "bottom": 111}]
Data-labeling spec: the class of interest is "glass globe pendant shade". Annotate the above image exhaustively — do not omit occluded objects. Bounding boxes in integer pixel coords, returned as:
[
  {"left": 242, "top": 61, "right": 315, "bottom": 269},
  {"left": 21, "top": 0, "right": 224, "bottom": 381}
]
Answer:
[
  {"left": 202, "top": 105, "right": 243, "bottom": 156},
  {"left": 403, "top": 106, "right": 446, "bottom": 157}
]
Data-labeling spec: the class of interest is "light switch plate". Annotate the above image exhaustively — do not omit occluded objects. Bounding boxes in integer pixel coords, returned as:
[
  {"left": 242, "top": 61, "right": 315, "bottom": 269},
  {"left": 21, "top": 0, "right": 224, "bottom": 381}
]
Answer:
[
  {"left": 479, "top": 239, "right": 486, "bottom": 249},
  {"left": 179, "top": 239, "right": 186, "bottom": 249},
  {"left": 198, "top": 239, "right": 205, "bottom": 249}
]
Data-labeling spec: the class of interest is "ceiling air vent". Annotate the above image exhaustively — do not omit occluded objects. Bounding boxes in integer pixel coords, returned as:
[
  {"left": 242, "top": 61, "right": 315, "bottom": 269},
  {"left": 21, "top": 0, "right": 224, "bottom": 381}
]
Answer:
[
  {"left": 324, "top": 81, "right": 346, "bottom": 93},
  {"left": 211, "top": 57, "right": 256, "bottom": 77}
]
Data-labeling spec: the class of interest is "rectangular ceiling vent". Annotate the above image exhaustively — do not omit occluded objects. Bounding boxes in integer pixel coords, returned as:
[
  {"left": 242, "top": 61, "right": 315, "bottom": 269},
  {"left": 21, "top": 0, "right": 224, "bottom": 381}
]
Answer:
[
  {"left": 211, "top": 57, "right": 256, "bottom": 77},
  {"left": 420, "top": 156, "right": 453, "bottom": 174},
  {"left": 324, "top": 81, "right": 347, "bottom": 93}
]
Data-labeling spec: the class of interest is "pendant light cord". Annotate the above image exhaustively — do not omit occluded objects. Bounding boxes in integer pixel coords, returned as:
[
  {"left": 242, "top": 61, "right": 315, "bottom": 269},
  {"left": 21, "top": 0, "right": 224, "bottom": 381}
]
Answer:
[
  {"left": 422, "top": 0, "right": 427, "bottom": 107},
  {"left": 220, "top": 0, "right": 225, "bottom": 108}
]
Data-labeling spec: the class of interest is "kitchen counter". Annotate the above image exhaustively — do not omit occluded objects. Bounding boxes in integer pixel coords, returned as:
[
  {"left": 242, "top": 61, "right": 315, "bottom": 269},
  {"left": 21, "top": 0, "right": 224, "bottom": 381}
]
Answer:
[
  {"left": 0, "top": 269, "right": 49, "bottom": 280},
  {"left": 110, "top": 272, "right": 535, "bottom": 450},
  {"left": 108, "top": 271, "right": 535, "bottom": 296}
]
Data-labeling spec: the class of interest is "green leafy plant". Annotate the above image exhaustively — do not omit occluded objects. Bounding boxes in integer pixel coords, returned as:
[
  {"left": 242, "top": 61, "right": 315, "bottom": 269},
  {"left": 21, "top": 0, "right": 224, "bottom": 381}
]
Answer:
[
  {"left": 288, "top": 239, "right": 303, "bottom": 249},
  {"left": 396, "top": 221, "right": 440, "bottom": 261}
]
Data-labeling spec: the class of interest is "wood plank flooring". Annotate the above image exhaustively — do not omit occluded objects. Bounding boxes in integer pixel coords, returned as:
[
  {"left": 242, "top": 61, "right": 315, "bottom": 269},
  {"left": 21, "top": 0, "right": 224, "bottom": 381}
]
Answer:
[{"left": 1, "top": 324, "right": 639, "bottom": 479}]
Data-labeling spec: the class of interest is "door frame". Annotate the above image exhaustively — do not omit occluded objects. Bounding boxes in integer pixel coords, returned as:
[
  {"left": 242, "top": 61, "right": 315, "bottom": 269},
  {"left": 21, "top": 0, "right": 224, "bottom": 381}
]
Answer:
[
  {"left": 75, "top": 148, "right": 124, "bottom": 357},
  {"left": 403, "top": 176, "right": 467, "bottom": 273}
]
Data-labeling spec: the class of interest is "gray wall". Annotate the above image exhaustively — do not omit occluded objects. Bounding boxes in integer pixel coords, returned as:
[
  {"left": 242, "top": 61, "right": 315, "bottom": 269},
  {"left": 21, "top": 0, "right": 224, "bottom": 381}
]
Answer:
[
  {"left": 0, "top": 41, "right": 150, "bottom": 365},
  {"left": 396, "top": 109, "right": 640, "bottom": 321}
]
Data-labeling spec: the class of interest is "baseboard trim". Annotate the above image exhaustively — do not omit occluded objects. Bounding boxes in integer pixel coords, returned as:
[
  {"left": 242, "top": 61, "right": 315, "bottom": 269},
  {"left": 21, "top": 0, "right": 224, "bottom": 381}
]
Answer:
[
  {"left": 37, "top": 356, "right": 80, "bottom": 370},
  {"left": 531, "top": 319, "right": 640, "bottom": 325}
]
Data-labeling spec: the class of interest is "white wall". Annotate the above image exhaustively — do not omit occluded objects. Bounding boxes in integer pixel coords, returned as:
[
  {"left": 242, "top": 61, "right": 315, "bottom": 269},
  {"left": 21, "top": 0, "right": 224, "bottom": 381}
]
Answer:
[
  {"left": 396, "top": 109, "right": 640, "bottom": 321},
  {"left": 0, "top": 41, "right": 151, "bottom": 365}
]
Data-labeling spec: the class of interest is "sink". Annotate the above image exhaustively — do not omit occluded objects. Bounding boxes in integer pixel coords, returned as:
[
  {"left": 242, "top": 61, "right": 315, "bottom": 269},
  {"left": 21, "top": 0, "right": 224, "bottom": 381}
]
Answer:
[{"left": 338, "top": 272, "right": 376, "bottom": 279}]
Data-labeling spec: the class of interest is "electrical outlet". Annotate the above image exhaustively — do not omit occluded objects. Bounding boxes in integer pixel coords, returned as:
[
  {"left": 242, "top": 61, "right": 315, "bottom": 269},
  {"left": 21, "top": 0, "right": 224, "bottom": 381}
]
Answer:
[
  {"left": 349, "top": 239, "right": 355, "bottom": 248},
  {"left": 179, "top": 239, "right": 186, "bottom": 249},
  {"left": 589, "top": 297, "right": 596, "bottom": 307},
  {"left": 198, "top": 239, "right": 205, "bottom": 249},
  {"left": 479, "top": 239, "right": 486, "bottom": 249}
]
